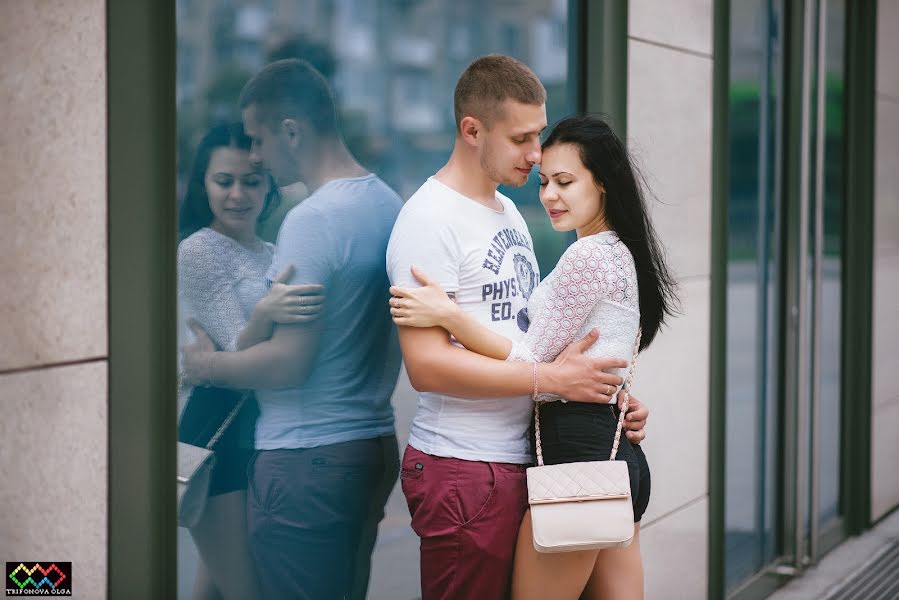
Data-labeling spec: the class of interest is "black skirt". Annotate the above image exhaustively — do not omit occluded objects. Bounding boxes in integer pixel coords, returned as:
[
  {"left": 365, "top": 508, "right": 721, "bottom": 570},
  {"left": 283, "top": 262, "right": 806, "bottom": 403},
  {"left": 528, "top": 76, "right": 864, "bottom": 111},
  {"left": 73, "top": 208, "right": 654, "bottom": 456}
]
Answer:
[
  {"left": 178, "top": 386, "right": 259, "bottom": 496},
  {"left": 530, "top": 400, "right": 651, "bottom": 522}
]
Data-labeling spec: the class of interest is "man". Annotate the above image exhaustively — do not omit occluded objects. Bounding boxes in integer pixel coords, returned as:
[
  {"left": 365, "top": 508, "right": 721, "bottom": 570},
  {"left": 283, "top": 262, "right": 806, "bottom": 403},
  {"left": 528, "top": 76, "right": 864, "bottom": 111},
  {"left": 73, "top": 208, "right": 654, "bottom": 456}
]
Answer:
[
  {"left": 386, "top": 54, "right": 649, "bottom": 599},
  {"left": 183, "top": 59, "right": 402, "bottom": 600}
]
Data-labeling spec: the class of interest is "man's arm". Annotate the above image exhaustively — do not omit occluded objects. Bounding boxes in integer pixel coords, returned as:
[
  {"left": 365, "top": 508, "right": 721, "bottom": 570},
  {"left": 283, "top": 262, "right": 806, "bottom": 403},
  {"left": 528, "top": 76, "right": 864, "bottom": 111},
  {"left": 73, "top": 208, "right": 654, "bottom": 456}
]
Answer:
[
  {"left": 183, "top": 321, "right": 322, "bottom": 390},
  {"left": 399, "top": 325, "right": 626, "bottom": 403},
  {"left": 623, "top": 394, "right": 650, "bottom": 443}
]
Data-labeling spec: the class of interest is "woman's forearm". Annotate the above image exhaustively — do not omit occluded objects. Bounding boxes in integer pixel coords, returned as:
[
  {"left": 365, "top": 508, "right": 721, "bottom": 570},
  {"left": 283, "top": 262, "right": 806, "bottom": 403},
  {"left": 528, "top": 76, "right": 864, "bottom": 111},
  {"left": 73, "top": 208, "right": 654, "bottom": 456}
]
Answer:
[
  {"left": 443, "top": 309, "right": 513, "bottom": 360},
  {"left": 235, "top": 311, "right": 274, "bottom": 350}
]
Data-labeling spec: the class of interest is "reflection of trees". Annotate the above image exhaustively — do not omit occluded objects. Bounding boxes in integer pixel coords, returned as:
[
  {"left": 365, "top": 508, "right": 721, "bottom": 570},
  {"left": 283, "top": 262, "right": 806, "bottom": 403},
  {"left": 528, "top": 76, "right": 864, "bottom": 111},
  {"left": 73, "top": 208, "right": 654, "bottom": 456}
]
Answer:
[
  {"left": 205, "top": 65, "right": 253, "bottom": 121},
  {"left": 728, "top": 76, "right": 844, "bottom": 262},
  {"left": 267, "top": 35, "right": 336, "bottom": 80},
  {"left": 177, "top": 64, "right": 250, "bottom": 186}
]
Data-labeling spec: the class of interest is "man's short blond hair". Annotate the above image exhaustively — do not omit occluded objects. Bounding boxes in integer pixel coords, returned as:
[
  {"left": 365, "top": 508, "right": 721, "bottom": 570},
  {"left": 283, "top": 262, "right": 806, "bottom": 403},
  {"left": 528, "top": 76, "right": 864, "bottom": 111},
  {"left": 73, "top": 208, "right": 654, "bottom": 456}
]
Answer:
[{"left": 453, "top": 54, "right": 546, "bottom": 131}]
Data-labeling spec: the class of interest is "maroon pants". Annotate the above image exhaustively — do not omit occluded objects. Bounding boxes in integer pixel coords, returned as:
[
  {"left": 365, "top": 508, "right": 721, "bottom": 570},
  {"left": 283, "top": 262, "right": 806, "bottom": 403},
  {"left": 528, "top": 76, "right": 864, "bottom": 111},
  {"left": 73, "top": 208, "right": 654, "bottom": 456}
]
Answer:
[{"left": 401, "top": 445, "right": 529, "bottom": 600}]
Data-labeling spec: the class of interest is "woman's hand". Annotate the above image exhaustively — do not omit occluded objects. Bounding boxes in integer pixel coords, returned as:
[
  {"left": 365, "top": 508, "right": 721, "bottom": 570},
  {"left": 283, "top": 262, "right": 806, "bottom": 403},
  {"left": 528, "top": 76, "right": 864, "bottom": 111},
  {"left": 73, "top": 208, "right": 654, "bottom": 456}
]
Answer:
[
  {"left": 389, "top": 265, "right": 460, "bottom": 329},
  {"left": 255, "top": 265, "right": 326, "bottom": 325}
]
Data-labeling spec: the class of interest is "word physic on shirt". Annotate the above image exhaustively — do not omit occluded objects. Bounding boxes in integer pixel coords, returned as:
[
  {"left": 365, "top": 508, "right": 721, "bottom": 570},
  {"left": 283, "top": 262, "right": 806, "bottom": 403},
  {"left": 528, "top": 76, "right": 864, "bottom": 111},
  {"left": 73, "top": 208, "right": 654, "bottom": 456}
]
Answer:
[{"left": 483, "top": 277, "right": 520, "bottom": 322}]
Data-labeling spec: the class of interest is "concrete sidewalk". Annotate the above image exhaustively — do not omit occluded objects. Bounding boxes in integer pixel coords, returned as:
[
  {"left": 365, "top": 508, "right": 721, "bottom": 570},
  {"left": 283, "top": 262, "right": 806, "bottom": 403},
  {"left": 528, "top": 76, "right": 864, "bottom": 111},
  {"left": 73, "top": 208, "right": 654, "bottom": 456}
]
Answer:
[{"left": 768, "top": 509, "right": 899, "bottom": 599}]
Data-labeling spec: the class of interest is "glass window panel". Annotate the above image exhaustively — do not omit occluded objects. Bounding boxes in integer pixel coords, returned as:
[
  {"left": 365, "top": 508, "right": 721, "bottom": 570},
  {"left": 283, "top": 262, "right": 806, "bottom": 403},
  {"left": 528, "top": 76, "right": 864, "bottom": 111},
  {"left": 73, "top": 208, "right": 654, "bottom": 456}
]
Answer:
[
  {"left": 816, "top": 0, "right": 845, "bottom": 528},
  {"left": 175, "top": 2, "right": 573, "bottom": 598},
  {"left": 725, "top": 0, "right": 785, "bottom": 591}
]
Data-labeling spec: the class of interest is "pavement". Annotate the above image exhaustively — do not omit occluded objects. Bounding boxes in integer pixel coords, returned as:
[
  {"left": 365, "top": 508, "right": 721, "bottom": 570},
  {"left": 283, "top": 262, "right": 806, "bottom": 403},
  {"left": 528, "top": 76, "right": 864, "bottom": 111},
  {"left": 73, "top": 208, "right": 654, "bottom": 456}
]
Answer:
[{"left": 768, "top": 508, "right": 899, "bottom": 599}]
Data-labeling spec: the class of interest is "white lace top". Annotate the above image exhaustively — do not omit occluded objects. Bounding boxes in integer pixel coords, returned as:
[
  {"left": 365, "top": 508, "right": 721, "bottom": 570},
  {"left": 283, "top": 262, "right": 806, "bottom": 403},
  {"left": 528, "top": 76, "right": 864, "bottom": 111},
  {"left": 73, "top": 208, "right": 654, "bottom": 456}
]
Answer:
[
  {"left": 508, "top": 231, "right": 640, "bottom": 403},
  {"left": 177, "top": 227, "right": 274, "bottom": 352}
]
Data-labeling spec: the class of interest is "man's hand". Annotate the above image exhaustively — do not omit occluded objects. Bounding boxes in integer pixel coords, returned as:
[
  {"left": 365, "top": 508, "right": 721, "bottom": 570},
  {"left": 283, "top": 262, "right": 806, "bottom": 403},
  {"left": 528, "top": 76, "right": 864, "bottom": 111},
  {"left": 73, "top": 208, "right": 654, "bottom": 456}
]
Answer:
[
  {"left": 542, "top": 329, "right": 627, "bottom": 403},
  {"left": 621, "top": 393, "right": 649, "bottom": 443},
  {"left": 181, "top": 320, "right": 217, "bottom": 386}
]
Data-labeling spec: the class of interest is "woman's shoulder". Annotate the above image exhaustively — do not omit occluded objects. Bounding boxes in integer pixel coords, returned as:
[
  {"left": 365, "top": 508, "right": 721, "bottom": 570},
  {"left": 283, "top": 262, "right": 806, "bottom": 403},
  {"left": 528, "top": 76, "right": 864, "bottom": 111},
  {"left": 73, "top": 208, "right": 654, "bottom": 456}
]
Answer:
[
  {"left": 561, "top": 231, "right": 623, "bottom": 262},
  {"left": 177, "top": 228, "right": 236, "bottom": 270},
  {"left": 179, "top": 227, "right": 220, "bottom": 251},
  {"left": 555, "top": 233, "right": 637, "bottom": 292}
]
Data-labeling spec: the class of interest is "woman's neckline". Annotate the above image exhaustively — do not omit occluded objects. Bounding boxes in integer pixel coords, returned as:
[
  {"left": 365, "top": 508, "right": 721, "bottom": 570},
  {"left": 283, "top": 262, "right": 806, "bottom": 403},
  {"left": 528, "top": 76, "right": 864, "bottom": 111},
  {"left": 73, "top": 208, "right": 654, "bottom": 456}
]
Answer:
[{"left": 203, "top": 227, "right": 268, "bottom": 254}]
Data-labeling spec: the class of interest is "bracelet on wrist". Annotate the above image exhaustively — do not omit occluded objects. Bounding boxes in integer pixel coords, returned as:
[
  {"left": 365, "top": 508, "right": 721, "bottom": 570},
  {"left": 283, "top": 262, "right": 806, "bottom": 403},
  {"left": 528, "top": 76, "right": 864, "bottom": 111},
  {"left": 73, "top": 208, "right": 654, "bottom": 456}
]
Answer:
[{"left": 207, "top": 352, "right": 217, "bottom": 386}]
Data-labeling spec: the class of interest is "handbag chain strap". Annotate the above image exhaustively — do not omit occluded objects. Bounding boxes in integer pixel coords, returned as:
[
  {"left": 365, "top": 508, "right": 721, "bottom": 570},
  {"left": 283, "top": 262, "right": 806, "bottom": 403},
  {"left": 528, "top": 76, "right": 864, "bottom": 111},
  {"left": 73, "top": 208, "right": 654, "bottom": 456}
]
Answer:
[
  {"left": 205, "top": 393, "right": 249, "bottom": 450},
  {"left": 534, "top": 328, "right": 642, "bottom": 467}
]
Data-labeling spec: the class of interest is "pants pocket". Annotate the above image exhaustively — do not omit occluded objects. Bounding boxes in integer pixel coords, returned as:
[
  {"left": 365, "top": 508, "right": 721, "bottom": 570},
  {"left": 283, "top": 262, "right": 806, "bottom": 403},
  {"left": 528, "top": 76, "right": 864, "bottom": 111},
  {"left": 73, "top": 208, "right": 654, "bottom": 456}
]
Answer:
[
  {"left": 246, "top": 451, "right": 280, "bottom": 515},
  {"left": 456, "top": 461, "right": 497, "bottom": 528}
]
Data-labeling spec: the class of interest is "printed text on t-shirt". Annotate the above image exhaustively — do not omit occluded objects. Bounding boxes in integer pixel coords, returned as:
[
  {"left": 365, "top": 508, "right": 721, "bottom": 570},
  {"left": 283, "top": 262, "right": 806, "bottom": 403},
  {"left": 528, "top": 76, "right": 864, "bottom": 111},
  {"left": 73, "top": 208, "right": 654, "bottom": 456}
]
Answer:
[{"left": 482, "top": 228, "right": 533, "bottom": 275}]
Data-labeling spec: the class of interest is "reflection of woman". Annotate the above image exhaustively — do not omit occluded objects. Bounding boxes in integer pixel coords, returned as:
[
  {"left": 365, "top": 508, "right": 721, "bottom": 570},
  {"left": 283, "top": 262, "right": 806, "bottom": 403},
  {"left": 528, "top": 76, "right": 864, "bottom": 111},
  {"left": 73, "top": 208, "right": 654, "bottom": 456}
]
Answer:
[
  {"left": 389, "top": 116, "right": 677, "bottom": 600},
  {"left": 177, "top": 123, "right": 323, "bottom": 600}
]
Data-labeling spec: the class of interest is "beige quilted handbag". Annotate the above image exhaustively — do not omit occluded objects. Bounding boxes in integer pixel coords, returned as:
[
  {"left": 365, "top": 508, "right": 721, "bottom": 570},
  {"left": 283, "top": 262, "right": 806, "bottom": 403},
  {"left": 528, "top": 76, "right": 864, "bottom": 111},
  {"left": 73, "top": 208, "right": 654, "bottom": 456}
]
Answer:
[{"left": 527, "top": 330, "right": 641, "bottom": 553}]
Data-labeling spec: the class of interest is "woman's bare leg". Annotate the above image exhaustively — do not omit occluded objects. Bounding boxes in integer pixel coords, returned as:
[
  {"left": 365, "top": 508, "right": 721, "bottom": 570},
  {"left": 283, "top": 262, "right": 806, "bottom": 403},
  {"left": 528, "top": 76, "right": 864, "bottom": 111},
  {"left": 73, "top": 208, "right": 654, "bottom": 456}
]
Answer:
[
  {"left": 190, "top": 560, "right": 222, "bottom": 600},
  {"left": 511, "top": 509, "right": 599, "bottom": 600},
  {"left": 581, "top": 523, "right": 643, "bottom": 600},
  {"left": 189, "top": 491, "right": 261, "bottom": 600}
]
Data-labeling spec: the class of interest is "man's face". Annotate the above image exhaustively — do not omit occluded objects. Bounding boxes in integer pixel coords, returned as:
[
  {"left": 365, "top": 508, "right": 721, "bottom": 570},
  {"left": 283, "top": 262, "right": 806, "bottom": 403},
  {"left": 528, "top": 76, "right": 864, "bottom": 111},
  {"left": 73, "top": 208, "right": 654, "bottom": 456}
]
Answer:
[
  {"left": 242, "top": 104, "right": 299, "bottom": 186},
  {"left": 479, "top": 100, "right": 547, "bottom": 188}
]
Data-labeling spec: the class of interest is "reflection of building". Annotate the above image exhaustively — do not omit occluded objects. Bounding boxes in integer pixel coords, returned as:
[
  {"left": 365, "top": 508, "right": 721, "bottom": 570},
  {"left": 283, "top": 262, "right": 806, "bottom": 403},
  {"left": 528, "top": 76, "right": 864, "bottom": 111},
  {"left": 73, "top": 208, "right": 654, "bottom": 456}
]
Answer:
[{"left": 176, "top": 0, "right": 567, "bottom": 197}]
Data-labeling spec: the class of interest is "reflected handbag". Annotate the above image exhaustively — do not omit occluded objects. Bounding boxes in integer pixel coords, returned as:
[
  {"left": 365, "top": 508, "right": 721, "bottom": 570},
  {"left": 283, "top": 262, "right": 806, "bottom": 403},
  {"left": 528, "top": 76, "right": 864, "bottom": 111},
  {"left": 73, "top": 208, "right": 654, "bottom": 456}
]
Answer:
[
  {"left": 526, "top": 330, "right": 641, "bottom": 553},
  {"left": 176, "top": 389, "right": 248, "bottom": 528}
]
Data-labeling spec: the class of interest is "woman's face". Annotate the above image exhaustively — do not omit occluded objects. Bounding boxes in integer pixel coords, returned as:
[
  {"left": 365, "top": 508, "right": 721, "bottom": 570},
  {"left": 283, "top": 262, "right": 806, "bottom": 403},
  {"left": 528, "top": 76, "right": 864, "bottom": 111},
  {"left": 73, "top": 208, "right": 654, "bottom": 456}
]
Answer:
[
  {"left": 538, "top": 143, "right": 607, "bottom": 238},
  {"left": 205, "top": 146, "right": 267, "bottom": 240}
]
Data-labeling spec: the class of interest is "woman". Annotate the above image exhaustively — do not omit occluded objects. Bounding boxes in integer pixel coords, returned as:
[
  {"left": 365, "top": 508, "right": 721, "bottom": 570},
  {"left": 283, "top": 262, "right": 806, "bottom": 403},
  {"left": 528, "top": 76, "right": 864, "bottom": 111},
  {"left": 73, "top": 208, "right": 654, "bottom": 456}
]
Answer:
[
  {"left": 177, "top": 123, "right": 324, "bottom": 600},
  {"left": 388, "top": 115, "right": 677, "bottom": 600}
]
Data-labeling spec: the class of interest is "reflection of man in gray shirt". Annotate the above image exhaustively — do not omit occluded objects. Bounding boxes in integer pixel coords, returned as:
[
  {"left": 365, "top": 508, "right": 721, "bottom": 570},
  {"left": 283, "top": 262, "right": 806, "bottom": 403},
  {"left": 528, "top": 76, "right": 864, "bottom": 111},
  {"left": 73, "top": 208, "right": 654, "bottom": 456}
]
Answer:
[
  {"left": 259, "top": 173, "right": 402, "bottom": 449},
  {"left": 181, "top": 59, "right": 402, "bottom": 600}
]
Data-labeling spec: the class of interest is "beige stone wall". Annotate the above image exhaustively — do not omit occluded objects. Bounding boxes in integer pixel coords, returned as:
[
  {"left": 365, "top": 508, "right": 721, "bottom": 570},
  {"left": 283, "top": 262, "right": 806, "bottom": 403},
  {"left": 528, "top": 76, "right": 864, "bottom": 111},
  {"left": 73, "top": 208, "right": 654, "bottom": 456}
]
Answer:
[
  {"left": 0, "top": 2, "right": 107, "bottom": 598},
  {"left": 626, "top": 1, "right": 713, "bottom": 598},
  {"left": 870, "top": 0, "right": 899, "bottom": 522}
]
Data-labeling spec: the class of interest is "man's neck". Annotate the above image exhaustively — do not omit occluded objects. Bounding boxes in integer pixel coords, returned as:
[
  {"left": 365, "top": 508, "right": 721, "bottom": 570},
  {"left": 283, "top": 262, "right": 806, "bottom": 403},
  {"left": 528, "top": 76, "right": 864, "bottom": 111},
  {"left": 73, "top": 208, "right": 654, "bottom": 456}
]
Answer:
[
  {"left": 434, "top": 140, "right": 501, "bottom": 209},
  {"left": 300, "top": 141, "right": 369, "bottom": 193}
]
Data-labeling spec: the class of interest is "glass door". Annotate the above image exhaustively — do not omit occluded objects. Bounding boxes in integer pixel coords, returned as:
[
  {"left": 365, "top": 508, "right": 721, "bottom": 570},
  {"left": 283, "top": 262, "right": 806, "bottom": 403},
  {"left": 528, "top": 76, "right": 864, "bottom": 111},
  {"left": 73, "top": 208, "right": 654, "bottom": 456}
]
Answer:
[
  {"left": 725, "top": 0, "right": 786, "bottom": 591},
  {"left": 791, "top": 0, "right": 847, "bottom": 566},
  {"left": 723, "top": 0, "right": 848, "bottom": 595}
]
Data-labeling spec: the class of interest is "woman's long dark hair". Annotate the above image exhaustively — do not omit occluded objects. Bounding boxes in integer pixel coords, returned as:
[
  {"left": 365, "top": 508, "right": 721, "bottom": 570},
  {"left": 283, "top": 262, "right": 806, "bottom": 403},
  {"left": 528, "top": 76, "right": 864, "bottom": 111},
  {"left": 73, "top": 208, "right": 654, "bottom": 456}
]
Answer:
[
  {"left": 543, "top": 115, "right": 678, "bottom": 349},
  {"left": 178, "top": 122, "right": 280, "bottom": 242}
]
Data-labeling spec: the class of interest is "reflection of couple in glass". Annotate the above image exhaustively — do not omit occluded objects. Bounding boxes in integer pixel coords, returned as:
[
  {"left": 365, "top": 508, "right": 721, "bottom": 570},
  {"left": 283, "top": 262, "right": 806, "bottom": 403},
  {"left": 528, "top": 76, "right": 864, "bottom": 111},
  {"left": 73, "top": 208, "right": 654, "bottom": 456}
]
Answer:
[
  {"left": 181, "top": 55, "right": 672, "bottom": 600},
  {"left": 177, "top": 122, "right": 324, "bottom": 600},
  {"left": 180, "top": 60, "right": 402, "bottom": 600}
]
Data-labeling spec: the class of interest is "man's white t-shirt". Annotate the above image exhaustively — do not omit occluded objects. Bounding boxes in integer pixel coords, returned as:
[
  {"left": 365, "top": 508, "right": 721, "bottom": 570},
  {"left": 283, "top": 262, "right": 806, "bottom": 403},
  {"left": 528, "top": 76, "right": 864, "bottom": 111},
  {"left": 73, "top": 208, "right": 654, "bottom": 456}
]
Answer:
[{"left": 387, "top": 177, "right": 541, "bottom": 464}]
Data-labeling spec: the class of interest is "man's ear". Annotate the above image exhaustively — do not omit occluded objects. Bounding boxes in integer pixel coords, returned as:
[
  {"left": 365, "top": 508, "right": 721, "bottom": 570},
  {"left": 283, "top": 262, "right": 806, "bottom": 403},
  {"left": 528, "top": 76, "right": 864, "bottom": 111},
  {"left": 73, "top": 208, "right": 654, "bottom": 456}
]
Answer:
[
  {"left": 281, "top": 118, "right": 303, "bottom": 146},
  {"left": 459, "top": 115, "right": 483, "bottom": 147}
]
